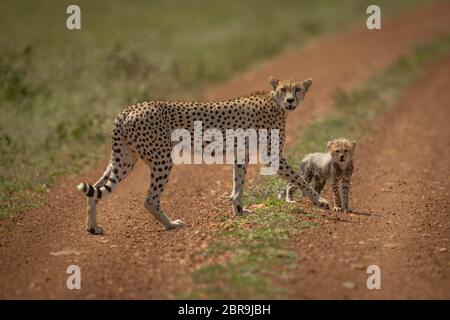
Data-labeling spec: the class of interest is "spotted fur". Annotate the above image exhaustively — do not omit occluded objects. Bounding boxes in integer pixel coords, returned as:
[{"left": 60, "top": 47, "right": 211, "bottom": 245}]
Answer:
[
  {"left": 279, "top": 138, "right": 356, "bottom": 212},
  {"left": 77, "top": 77, "right": 330, "bottom": 234}
]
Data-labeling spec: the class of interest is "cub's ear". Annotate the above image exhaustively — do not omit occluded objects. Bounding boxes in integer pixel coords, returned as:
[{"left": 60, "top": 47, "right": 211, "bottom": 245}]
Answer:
[
  {"left": 269, "top": 76, "right": 279, "bottom": 90},
  {"left": 303, "top": 79, "right": 312, "bottom": 92},
  {"left": 327, "top": 140, "right": 334, "bottom": 149},
  {"left": 351, "top": 140, "right": 357, "bottom": 151}
]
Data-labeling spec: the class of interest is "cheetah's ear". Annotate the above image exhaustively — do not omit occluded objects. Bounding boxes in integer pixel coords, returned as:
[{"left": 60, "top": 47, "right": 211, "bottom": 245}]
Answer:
[
  {"left": 327, "top": 140, "right": 334, "bottom": 149},
  {"left": 269, "top": 76, "right": 279, "bottom": 90},
  {"left": 303, "top": 79, "right": 313, "bottom": 92},
  {"left": 351, "top": 140, "right": 357, "bottom": 151}
]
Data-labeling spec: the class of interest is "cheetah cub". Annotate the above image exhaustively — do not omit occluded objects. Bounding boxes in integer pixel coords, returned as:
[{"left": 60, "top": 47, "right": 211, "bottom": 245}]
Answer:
[{"left": 279, "top": 138, "right": 356, "bottom": 212}]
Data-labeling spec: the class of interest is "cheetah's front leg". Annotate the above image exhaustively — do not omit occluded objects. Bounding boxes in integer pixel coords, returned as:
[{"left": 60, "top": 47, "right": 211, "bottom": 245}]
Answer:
[{"left": 231, "top": 160, "right": 248, "bottom": 215}]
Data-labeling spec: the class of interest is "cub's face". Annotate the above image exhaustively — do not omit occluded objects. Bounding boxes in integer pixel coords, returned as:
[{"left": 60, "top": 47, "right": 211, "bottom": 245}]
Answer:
[
  {"left": 270, "top": 77, "right": 312, "bottom": 112},
  {"left": 327, "top": 138, "right": 357, "bottom": 166}
]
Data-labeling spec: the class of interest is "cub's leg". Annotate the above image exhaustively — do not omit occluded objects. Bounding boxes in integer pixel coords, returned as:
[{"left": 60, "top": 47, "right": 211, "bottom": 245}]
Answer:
[
  {"left": 342, "top": 169, "right": 353, "bottom": 212},
  {"left": 331, "top": 174, "right": 343, "bottom": 212},
  {"left": 285, "top": 170, "right": 312, "bottom": 202},
  {"left": 313, "top": 175, "right": 326, "bottom": 195},
  {"left": 143, "top": 147, "right": 184, "bottom": 230},
  {"left": 284, "top": 183, "right": 297, "bottom": 203},
  {"left": 277, "top": 156, "right": 329, "bottom": 209}
]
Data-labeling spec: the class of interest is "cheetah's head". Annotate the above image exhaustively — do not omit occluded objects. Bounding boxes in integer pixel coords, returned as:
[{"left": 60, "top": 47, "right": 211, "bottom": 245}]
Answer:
[
  {"left": 270, "top": 76, "right": 312, "bottom": 111},
  {"left": 327, "top": 138, "right": 357, "bottom": 166}
]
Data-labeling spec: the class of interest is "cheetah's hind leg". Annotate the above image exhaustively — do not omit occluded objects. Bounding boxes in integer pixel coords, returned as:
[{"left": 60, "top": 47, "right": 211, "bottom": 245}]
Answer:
[
  {"left": 82, "top": 163, "right": 112, "bottom": 235},
  {"left": 143, "top": 146, "right": 185, "bottom": 230},
  {"left": 78, "top": 146, "right": 137, "bottom": 235}
]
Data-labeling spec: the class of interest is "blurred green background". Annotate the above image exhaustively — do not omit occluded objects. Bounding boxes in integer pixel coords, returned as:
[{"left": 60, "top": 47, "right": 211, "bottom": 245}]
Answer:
[{"left": 0, "top": 0, "right": 431, "bottom": 216}]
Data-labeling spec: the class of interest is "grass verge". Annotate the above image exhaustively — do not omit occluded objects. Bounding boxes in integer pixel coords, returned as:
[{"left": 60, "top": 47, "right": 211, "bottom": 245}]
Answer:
[
  {"left": 181, "top": 34, "right": 450, "bottom": 299},
  {"left": 0, "top": 0, "right": 430, "bottom": 217}
]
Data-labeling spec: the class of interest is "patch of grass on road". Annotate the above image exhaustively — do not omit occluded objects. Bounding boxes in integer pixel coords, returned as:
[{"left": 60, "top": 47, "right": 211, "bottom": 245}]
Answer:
[
  {"left": 181, "top": 199, "right": 317, "bottom": 299},
  {"left": 183, "top": 33, "right": 450, "bottom": 299},
  {"left": 0, "top": 0, "right": 429, "bottom": 217}
]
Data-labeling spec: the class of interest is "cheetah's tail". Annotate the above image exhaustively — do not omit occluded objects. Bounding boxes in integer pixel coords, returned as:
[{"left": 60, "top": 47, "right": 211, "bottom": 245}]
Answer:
[
  {"left": 77, "top": 182, "right": 116, "bottom": 199},
  {"left": 76, "top": 110, "right": 130, "bottom": 200}
]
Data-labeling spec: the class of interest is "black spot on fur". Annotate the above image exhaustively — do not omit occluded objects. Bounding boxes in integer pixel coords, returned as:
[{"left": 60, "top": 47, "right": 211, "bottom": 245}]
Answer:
[{"left": 87, "top": 185, "right": 95, "bottom": 197}]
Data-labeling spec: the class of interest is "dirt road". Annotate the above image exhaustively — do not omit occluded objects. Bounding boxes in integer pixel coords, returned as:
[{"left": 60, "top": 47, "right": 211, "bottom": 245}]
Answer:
[
  {"left": 290, "top": 55, "right": 450, "bottom": 299},
  {"left": 0, "top": 3, "right": 449, "bottom": 299}
]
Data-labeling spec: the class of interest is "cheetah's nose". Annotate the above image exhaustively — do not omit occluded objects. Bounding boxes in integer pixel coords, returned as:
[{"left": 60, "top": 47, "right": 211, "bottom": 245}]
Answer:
[
  {"left": 286, "top": 98, "right": 294, "bottom": 103},
  {"left": 339, "top": 155, "right": 345, "bottom": 160}
]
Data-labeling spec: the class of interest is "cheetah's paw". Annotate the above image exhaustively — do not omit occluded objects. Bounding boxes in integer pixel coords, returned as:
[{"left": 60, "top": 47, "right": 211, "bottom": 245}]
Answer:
[
  {"left": 86, "top": 224, "right": 105, "bottom": 235},
  {"left": 317, "top": 197, "right": 330, "bottom": 209},
  {"left": 333, "top": 206, "right": 343, "bottom": 212},
  {"left": 166, "top": 219, "right": 185, "bottom": 230}
]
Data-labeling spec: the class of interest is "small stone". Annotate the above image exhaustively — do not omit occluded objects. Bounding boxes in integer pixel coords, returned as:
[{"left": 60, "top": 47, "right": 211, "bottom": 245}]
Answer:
[
  {"left": 249, "top": 203, "right": 266, "bottom": 210},
  {"left": 350, "top": 263, "right": 365, "bottom": 270},
  {"left": 342, "top": 281, "right": 355, "bottom": 289},
  {"left": 50, "top": 249, "right": 80, "bottom": 256}
]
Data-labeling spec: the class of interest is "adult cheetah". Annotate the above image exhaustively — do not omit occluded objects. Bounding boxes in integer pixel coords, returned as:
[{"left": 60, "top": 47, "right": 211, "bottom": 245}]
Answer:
[{"left": 77, "top": 77, "right": 330, "bottom": 234}]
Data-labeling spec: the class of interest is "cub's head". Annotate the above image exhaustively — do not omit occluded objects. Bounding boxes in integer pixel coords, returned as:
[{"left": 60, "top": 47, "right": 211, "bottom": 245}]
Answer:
[
  {"left": 327, "top": 138, "right": 356, "bottom": 166},
  {"left": 270, "top": 76, "right": 312, "bottom": 111}
]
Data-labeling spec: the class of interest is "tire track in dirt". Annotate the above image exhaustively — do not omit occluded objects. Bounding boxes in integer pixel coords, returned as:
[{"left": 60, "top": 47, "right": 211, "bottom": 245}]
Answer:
[
  {"left": 0, "top": 3, "right": 449, "bottom": 299},
  {"left": 290, "top": 55, "right": 450, "bottom": 299}
]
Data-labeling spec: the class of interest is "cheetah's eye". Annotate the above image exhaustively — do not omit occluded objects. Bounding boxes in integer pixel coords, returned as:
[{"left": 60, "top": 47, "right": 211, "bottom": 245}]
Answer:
[
  {"left": 280, "top": 87, "right": 286, "bottom": 92},
  {"left": 344, "top": 150, "right": 348, "bottom": 153},
  {"left": 295, "top": 87, "right": 301, "bottom": 92}
]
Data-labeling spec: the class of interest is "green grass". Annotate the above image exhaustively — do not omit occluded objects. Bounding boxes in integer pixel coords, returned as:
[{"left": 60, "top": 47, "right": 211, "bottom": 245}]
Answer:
[
  {"left": 180, "top": 199, "right": 315, "bottom": 299},
  {"left": 181, "top": 34, "right": 450, "bottom": 299},
  {"left": 0, "top": 0, "right": 430, "bottom": 217}
]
